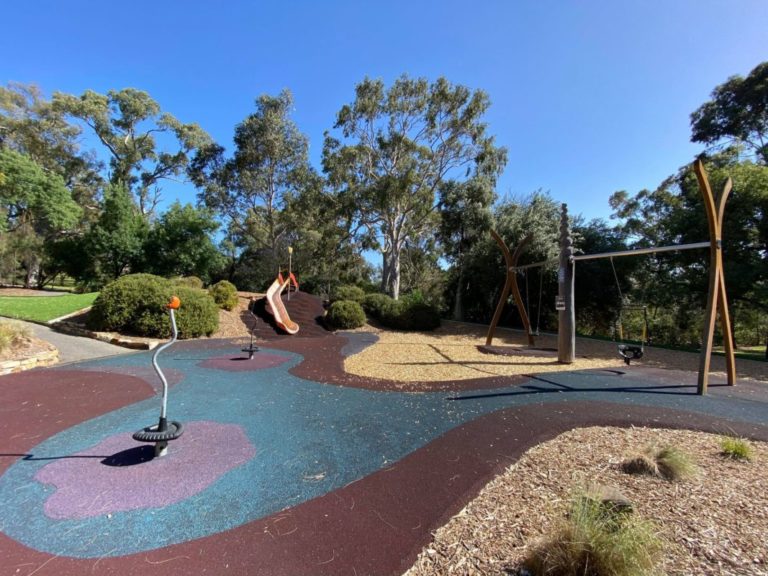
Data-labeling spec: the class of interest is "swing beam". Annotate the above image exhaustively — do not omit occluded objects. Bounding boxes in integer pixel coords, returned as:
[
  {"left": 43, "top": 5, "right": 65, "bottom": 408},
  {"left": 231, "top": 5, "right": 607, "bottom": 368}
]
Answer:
[{"left": 556, "top": 159, "right": 735, "bottom": 394}]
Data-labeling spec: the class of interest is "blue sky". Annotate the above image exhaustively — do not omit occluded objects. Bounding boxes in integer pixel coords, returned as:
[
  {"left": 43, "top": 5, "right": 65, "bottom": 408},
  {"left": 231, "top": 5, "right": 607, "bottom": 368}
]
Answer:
[{"left": 2, "top": 0, "right": 767, "bottom": 222}]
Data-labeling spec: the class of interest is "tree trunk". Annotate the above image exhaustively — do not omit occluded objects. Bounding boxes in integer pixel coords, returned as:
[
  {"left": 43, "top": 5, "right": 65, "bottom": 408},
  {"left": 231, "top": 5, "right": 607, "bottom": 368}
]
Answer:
[
  {"left": 381, "top": 245, "right": 401, "bottom": 300},
  {"left": 452, "top": 267, "right": 464, "bottom": 321}
]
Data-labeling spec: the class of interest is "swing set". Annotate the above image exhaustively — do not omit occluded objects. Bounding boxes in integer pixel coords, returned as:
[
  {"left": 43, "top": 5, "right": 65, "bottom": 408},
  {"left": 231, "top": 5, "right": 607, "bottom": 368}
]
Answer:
[
  {"left": 486, "top": 159, "right": 736, "bottom": 395},
  {"left": 609, "top": 256, "right": 648, "bottom": 365}
]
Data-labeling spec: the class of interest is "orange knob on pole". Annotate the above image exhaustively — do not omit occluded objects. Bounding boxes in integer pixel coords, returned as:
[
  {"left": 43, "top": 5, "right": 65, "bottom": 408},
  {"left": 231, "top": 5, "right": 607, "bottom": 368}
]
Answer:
[{"left": 167, "top": 296, "right": 181, "bottom": 309}]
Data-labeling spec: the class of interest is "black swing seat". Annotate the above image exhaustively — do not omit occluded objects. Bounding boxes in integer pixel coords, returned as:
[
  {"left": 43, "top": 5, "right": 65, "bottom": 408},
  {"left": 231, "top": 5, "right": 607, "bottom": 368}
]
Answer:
[{"left": 617, "top": 344, "right": 643, "bottom": 365}]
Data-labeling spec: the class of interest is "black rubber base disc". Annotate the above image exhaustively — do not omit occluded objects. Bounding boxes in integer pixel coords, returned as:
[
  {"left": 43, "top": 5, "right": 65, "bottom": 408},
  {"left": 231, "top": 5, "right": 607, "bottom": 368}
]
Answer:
[{"left": 132, "top": 421, "right": 184, "bottom": 443}]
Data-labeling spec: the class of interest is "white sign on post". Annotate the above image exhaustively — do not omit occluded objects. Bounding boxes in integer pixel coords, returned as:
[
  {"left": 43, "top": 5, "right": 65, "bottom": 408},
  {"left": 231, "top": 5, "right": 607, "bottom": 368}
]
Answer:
[{"left": 555, "top": 296, "right": 566, "bottom": 311}]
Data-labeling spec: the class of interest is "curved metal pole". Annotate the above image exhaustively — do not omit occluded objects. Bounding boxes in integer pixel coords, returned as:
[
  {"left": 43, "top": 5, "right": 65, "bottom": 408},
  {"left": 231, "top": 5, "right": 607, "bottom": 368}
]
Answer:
[
  {"left": 486, "top": 231, "right": 534, "bottom": 346},
  {"left": 153, "top": 307, "right": 178, "bottom": 421}
]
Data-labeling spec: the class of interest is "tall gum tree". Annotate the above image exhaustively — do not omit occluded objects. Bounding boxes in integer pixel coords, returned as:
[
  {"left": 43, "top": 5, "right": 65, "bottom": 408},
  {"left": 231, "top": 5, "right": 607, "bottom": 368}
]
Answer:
[
  {"left": 53, "top": 88, "right": 211, "bottom": 217},
  {"left": 323, "top": 75, "right": 506, "bottom": 299},
  {"left": 190, "top": 90, "right": 316, "bottom": 280},
  {"left": 0, "top": 82, "right": 102, "bottom": 222}
]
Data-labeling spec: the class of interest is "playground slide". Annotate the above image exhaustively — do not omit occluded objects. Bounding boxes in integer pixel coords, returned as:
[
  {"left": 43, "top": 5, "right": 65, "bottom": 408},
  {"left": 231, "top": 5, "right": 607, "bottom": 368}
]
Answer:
[{"left": 265, "top": 278, "right": 300, "bottom": 335}]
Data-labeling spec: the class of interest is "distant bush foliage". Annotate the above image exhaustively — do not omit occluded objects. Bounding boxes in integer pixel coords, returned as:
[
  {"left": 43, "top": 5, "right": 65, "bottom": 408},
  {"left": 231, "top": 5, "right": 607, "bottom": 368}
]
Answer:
[
  {"left": 332, "top": 284, "right": 366, "bottom": 303},
  {"left": 362, "top": 293, "right": 393, "bottom": 319},
  {"left": 172, "top": 276, "right": 204, "bottom": 289},
  {"left": 326, "top": 300, "right": 366, "bottom": 330},
  {"left": 209, "top": 280, "right": 239, "bottom": 311},
  {"left": 88, "top": 274, "right": 218, "bottom": 338},
  {"left": 379, "top": 297, "right": 441, "bottom": 331}
]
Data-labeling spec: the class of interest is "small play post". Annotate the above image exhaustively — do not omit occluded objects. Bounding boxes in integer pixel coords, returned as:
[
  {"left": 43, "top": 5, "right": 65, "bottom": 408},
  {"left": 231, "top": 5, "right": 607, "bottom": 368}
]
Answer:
[
  {"left": 557, "top": 204, "right": 575, "bottom": 363},
  {"left": 287, "top": 246, "right": 293, "bottom": 301}
]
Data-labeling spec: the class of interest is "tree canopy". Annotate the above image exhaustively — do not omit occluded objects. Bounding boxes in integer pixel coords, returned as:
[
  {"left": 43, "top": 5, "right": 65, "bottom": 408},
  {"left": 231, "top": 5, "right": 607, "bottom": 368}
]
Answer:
[
  {"left": 323, "top": 75, "right": 507, "bottom": 299},
  {"left": 690, "top": 61, "right": 768, "bottom": 164},
  {"left": 54, "top": 88, "right": 211, "bottom": 216},
  {"left": 191, "top": 90, "right": 317, "bottom": 287}
]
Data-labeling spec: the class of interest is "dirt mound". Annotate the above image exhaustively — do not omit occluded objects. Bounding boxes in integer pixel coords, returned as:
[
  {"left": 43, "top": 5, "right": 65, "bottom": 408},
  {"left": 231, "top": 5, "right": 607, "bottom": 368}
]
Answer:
[{"left": 244, "top": 290, "right": 331, "bottom": 339}]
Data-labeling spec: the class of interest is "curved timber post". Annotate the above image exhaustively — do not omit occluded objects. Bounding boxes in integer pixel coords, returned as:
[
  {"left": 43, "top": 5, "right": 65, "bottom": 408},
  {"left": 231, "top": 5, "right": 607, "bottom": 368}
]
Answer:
[
  {"left": 694, "top": 159, "right": 736, "bottom": 394},
  {"left": 486, "top": 231, "right": 535, "bottom": 346},
  {"left": 557, "top": 204, "right": 575, "bottom": 363}
]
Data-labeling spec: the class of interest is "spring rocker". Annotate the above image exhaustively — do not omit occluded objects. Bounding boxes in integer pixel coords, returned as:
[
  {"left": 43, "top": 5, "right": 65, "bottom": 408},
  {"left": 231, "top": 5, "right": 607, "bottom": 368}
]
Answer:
[{"left": 132, "top": 296, "right": 184, "bottom": 457}]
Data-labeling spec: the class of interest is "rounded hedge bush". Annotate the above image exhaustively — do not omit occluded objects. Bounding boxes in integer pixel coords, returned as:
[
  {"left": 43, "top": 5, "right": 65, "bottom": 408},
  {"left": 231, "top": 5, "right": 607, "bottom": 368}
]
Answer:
[
  {"left": 332, "top": 284, "right": 366, "bottom": 304},
  {"left": 362, "top": 292, "right": 393, "bottom": 320},
  {"left": 173, "top": 286, "right": 220, "bottom": 338},
  {"left": 209, "top": 280, "right": 239, "bottom": 311},
  {"left": 88, "top": 274, "right": 219, "bottom": 338},
  {"left": 88, "top": 274, "right": 170, "bottom": 336},
  {"left": 173, "top": 276, "right": 204, "bottom": 289},
  {"left": 403, "top": 302, "right": 441, "bottom": 331},
  {"left": 379, "top": 299, "right": 441, "bottom": 331},
  {"left": 326, "top": 300, "right": 366, "bottom": 330}
]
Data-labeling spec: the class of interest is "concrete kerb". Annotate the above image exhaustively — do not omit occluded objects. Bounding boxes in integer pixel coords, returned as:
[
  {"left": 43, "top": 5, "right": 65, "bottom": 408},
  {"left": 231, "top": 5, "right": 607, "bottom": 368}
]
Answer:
[{"left": 47, "top": 307, "right": 159, "bottom": 350}]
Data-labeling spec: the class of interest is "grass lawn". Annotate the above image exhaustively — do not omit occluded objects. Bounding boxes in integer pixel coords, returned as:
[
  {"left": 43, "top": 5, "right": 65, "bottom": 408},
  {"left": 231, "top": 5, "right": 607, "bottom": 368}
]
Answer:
[{"left": 0, "top": 293, "right": 98, "bottom": 323}]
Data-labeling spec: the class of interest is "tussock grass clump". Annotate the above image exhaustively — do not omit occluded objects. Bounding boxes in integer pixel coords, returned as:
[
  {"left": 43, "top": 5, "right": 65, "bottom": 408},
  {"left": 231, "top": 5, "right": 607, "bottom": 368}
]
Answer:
[
  {"left": 655, "top": 446, "right": 697, "bottom": 480},
  {"left": 720, "top": 436, "right": 754, "bottom": 462},
  {"left": 525, "top": 487, "right": 664, "bottom": 576},
  {"left": 0, "top": 320, "right": 31, "bottom": 352},
  {"left": 621, "top": 445, "right": 697, "bottom": 481}
]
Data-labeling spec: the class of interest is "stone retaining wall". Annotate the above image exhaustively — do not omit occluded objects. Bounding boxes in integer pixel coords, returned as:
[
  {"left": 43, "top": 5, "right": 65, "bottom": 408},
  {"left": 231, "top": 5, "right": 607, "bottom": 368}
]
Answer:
[{"left": 0, "top": 342, "right": 58, "bottom": 375}]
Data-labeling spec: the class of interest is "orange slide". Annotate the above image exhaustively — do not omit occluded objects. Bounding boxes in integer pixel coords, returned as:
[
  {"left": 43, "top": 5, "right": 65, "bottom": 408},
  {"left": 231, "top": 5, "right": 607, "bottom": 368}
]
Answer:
[{"left": 265, "top": 277, "right": 299, "bottom": 335}]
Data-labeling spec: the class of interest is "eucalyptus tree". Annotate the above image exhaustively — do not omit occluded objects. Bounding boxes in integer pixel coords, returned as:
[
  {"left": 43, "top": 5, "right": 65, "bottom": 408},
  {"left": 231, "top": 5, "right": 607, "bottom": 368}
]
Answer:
[
  {"left": 54, "top": 88, "right": 211, "bottom": 217},
  {"left": 323, "top": 75, "right": 507, "bottom": 299},
  {"left": 0, "top": 148, "right": 82, "bottom": 286},
  {"left": 609, "top": 151, "right": 768, "bottom": 348},
  {"left": 691, "top": 61, "right": 768, "bottom": 164},
  {"left": 438, "top": 177, "right": 495, "bottom": 318},
  {"left": 0, "top": 82, "right": 102, "bottom": 220},
  {"left": 191, "top": 90, "right": 316, "bottom": 285}
]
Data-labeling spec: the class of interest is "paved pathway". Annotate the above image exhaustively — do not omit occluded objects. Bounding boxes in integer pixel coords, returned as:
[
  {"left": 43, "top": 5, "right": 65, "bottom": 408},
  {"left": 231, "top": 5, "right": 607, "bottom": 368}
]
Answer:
[{"left": 14, "top": 319, "right": 135, "bottom": 364}]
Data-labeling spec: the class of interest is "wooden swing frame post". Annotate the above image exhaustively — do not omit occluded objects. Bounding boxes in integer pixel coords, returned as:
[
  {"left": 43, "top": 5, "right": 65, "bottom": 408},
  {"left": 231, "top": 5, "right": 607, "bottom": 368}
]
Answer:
[
  {"left": 555, "top": 160, "right": 736, "bottom": 394},
  {"left": 486, "top": 231, "right": 535, "bottom": 347},
  {"left": 694, "top": 159, "right": 736, "bottom": 394}
]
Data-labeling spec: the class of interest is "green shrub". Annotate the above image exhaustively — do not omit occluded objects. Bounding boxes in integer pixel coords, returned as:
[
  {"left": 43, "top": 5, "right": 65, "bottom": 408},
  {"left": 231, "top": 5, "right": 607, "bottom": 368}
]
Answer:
[
  {"left": 209, "top": 280, "right": 239, "bottom": 311},
  {"left": 173, "top": 286, "right": 220, "bottom": 338},
  {"left": 720, "top": 436, "right": 754, "bottom": 461},
  {"left": 332, "top": 284, "right": 366, "bottom": 304},
  {"left": 362, "top": 293, "right": 393, "bottom": 319},
  {"left": 172, "top": 276, "right": 204, "bottom": 289},
  {"left": 0, "top": 320, "right": 30, "bottom": 352},
  {"left": 379, "top": 298, "right": 441, "bottom": 331},
  {"left": 88, "top": 274, "right": 218, "bottom": 338},
  {"left": 326, "top": 300, "right": 366, "bottom": 330},
  {"left": 88, "top": 274, "right": 170, "bottom": 336},
  {"left": 525, "top": 487, "right": 664, "bottom": 576}
]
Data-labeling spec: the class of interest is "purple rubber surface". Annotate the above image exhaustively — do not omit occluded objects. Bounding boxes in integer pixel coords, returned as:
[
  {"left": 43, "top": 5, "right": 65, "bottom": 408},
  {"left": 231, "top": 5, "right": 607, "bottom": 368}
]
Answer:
[{"left": 35, "top": 421, "right": 256, "bottom": 519}]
